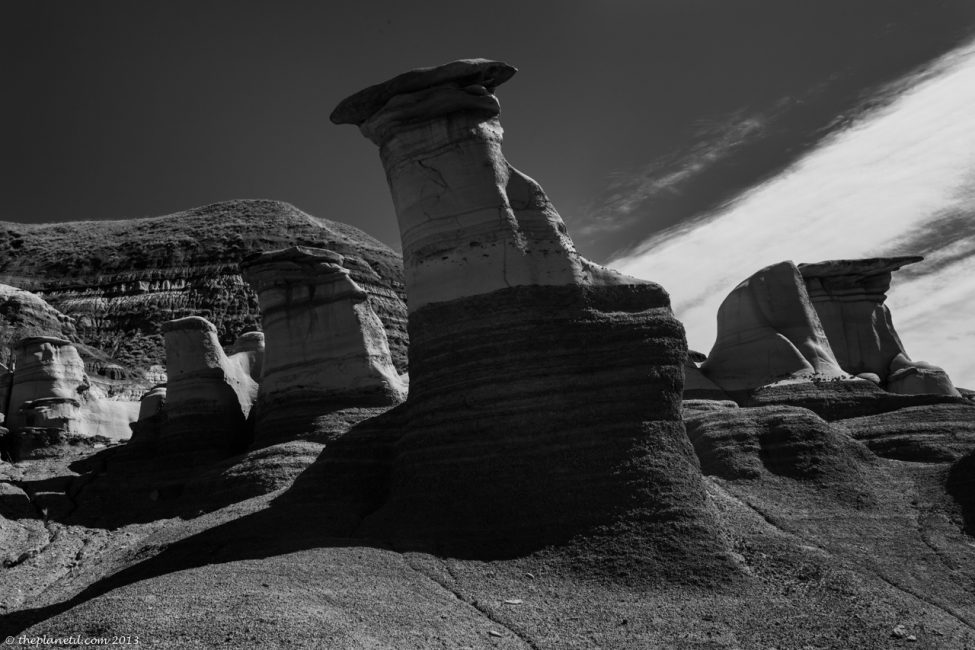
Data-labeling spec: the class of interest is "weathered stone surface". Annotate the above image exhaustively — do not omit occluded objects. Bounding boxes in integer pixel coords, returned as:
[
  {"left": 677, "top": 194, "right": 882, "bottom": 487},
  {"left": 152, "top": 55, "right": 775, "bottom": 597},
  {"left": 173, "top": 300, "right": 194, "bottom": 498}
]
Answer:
[
  {"left": 837, "top": 403, "right": 975, "bottom": 462},
  {"left": 684, "top": 359, "right": 728, "bottom": 400},
  {"left": 701, "top": 261, "right": 848, "bottom": 393},
  {"left": 227, "top": 331, "right": 264, "bottom": 383},
  {"left": 4, "top": 337, "right": 137, "bottom": 442},
  {"left": 241, "top": 247, "right": 406, "bottom": 447},
  {"left": 682, "top": 399, "right": 739, "bottom": 416},
  {"left": 335, "top": 61, "right": 730, "bottom": 572},
  {"left": 334, "top": 59, "right": 636, "bottom": 313},
  {"left": 799, "top": 256, "right": 960, "bottom": 396},
  {"left": 686, "top": 405, "right": 877, "bottom": 484},
  {"left": 0, "top": 200, "right": 409, "bottom": 374},
  {"left": 129, "top": 384, "right": 166, "bottom": 442},
  {"left": 887, "top": 353, "right": 960, "bottom": 397},
  {"left": 743, "top": 378, "right": 968, "bottom": 420},
  {"left": 330, "top": 58, "right": 517, "bottom": 127},
  {"left": 155, "top": 317, "right": 256, "bottom": 460},
  {"left": 0, "top": 284, "right": 76, "bottom": 358}
]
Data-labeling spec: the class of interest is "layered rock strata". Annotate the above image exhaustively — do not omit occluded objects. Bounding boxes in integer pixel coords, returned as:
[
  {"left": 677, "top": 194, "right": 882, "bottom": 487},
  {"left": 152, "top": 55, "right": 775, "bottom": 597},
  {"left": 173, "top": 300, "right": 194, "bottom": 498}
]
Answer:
[
  {"left": 837, "top": 403, "right": 975, "bottom": 462},
  {"left": 701, "top": 261, "right": 848, "bottom": 393},
  {"left": 799, "top": 257, "right": 959, "bottom": 396},
  {"left": 333, "top": 59, "right": 728, "bottom": 569},
  {"left": 241, "top": 247, "right": 405, "bottom": 447},
  {"left": 3, "top": 337, "right": 138, "bottom": 440},
  {"left": 0, "top": 200, "right": 409, "bottom": 374},
  {"left": 686, "top": 405, "right": 875, "bottom": 484},
  {"left": 156, "top": 317, "right": 256, "bottom": 460}
]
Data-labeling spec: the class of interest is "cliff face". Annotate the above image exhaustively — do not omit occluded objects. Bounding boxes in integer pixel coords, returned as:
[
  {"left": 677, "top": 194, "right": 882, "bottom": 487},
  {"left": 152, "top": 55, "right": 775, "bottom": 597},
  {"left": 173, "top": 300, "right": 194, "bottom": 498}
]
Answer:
[{"left": 0, "top": 199, "right": 408, "bottom": 374}]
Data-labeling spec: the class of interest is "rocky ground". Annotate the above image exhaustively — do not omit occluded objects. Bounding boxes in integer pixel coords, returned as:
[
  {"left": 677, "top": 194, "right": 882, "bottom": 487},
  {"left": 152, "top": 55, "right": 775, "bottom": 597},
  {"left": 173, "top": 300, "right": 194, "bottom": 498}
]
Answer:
[{"left": 2, "top": 401, "right": 975, "bottom": 648}]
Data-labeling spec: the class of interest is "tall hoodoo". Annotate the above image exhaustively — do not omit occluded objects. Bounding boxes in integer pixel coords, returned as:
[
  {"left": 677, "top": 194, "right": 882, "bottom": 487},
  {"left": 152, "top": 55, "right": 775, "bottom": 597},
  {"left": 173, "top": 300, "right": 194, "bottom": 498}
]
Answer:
[
  {"left": 332, "top": 59, "right": 729, "bottom": 569},
  {"left": 799, "top": 256, "right": 960, "bottom": 396},
  {"left": 240, "top": 247, "right": 406, "bottom": 447},
  {"left": 158, "top": 316, "right": 256, "bottom": 458},
  {"left": 331, "top": 58, "right": 630, "bottom": 311}
]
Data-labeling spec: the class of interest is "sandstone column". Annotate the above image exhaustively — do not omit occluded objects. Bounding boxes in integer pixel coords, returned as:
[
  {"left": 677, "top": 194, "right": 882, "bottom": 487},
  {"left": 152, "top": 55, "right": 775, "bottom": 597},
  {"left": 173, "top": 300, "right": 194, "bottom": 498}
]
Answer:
[
  {"left": 701, "top": 261, "right": 849, "bottom": 393},
  {"left": 240, "top": 247, "right": 406, "bottom": 447},
  {"left": 330, "top": 59, "right": 730, "bottom": 573},
  {"left": 158, "top": 316, "right": 257, "bottom": 459},
  {"left": 798, "top": 256, "right": 960, "bottom": 396}
]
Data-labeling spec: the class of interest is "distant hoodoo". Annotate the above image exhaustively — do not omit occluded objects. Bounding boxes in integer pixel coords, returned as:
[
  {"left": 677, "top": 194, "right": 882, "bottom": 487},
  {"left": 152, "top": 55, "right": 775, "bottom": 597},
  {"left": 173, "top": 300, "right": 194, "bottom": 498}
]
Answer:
[
  {"left": 702, "top": 257, "right": 961, "bottom": 398},
  {"left": 333, "top": 58, "right": 730, "bottom": 571},
  {"left": 240, "top": 247, "right": 406, "bottom": 447},
  {"left": 2, "top": 336, "right": 138, "bottom": 451},
  {"left": 701, "top": 261, "right": 848, "bottom": 393},
  {"left": 798, "top": 257, "right": 960, "bottom": 397},
  {"left": 157, "top": 316, "right": 257, "bottom": 460}
]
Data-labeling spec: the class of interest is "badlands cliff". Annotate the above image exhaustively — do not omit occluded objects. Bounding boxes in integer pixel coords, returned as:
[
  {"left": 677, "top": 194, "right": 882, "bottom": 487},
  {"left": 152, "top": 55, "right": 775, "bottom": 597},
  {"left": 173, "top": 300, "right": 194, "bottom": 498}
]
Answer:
[
  {"left": 0, "top": 199, "right": 409, "bottom": 374},
  {"left": 1, "top": 59, "right": 975, "bottom": 648}
]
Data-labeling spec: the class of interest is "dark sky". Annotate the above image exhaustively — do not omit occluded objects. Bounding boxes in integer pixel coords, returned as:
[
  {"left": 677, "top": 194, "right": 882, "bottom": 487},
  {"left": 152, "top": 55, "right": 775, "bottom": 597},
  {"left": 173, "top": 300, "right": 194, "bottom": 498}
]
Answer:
[{"left": 3, "top": 1, "right": 975, "bottom": 261}]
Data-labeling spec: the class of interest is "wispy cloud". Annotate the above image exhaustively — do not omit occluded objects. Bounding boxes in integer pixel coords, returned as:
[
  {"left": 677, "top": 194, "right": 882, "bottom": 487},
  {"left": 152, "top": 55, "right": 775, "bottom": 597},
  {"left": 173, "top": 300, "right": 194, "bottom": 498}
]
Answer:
[
  {"left": 608, "top": 40, "right": 975, "bottom": 387},
  {"left": 576, "top": 109, "right": 774, "bottom": 238}
]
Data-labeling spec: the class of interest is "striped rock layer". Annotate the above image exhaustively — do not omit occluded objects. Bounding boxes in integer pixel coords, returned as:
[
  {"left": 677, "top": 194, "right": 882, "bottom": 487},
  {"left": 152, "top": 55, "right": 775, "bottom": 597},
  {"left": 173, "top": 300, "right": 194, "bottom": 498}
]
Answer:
[
  {"left": 0, "top": 199, "right": 409, "bottom": 375},
  {"left": 154, "top": 317, "right": 257, "bottom": 462},
  {"left": 241, "top": 247, "right": 406, "bottom": 447},
  {"left": 335, "top": 59, "right": 729, "bottom": 568},
  {"left": 799, "top": 256, "right": 959, "bottom": 396}
]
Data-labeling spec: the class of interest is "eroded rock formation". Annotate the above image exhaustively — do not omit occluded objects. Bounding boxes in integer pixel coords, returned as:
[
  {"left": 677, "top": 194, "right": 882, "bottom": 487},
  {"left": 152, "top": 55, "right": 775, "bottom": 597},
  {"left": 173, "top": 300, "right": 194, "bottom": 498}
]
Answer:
[
  {"left": 0, "top": 200, "right": 409, "bottom": 374},
  {"left": 156, "top": 317, "right": 256, "bottom": 459},
  {"left": 799, "top": 256, "right": 960, "bottom": 396},
  {"left": 2, "top": 337, "right": 138, "bottom": 447},
  {"left": 241, "top": 247, "right": 406, "bottom": 446},
  {"left": 701, "top": 261, "right": 848, "bottom": 393},
  {"left": 227, "top": 331, "right": 264, "bottom": 383},
  {"left": 332, "top": 59, "right": 728, "bottom": 571},
  {"left": 129, "top": 383, "right": 166, "bottom": 441}
]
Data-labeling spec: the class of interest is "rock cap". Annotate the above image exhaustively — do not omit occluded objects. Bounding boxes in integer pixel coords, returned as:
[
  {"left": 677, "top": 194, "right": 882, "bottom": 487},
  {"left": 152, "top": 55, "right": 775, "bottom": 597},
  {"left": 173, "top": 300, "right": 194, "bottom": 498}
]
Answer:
[
  {"left": 241, "top": 246, "right": 344, "bottom": 269},
  {"left": 330, "top": 58, "right": 517, "bottom": 126},
  {"left": 161, "top": 316, "right": 218, "bottom": 334},
  {"left": 798, "top": 256, "right": 923, "bottom": 279},
  {"left": 15, "top": 335, "right": 74, "bottom": 349}
]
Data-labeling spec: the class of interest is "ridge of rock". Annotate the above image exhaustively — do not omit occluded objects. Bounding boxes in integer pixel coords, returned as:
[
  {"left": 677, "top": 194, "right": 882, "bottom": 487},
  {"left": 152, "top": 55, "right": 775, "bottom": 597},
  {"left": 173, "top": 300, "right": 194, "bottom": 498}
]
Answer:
[{"left": 0, "top": 199, "right": 408, "bottom": 374}]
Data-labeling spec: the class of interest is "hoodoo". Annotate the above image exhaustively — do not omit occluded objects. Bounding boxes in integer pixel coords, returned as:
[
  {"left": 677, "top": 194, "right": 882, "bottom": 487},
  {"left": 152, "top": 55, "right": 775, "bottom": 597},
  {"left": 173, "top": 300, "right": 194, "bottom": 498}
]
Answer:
[
  {"left": 332, "top": 59, "right": 728, "bottom": 570},
  {"left": 701, "top": 261, "right": 849, "bottom": 393},
  {"left": 3, "top": 336, "right": 138, "bottom": 444},
  {"left": 240, "top": 247, "right": 406, "bottom": 447},
  {"left": 157, "top": 317, "right": 256, "bottom": 459},
  {"left": 799, "top": 256, "right": 960, "bottom": 396}
]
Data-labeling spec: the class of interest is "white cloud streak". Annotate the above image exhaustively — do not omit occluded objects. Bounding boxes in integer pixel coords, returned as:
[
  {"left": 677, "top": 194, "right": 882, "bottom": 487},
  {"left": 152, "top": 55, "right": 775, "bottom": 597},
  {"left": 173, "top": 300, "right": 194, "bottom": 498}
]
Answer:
[{"left": 609, "top": 41, "right": 975, "bottom": 388}]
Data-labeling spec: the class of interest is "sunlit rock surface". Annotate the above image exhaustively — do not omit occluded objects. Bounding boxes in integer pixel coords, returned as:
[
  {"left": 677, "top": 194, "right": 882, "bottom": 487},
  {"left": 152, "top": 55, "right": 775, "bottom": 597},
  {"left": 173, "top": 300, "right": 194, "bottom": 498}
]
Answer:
[
  {"left": 154, "top": 317, "right": 256, "bottom": 460},
  {"left": 701, "top": 261, "right": 848, "bottom": 393},
  {"left": 0, "top": 200, "right": 409, "bottom": 374},
  {"left": 227, "top": 331, "right": 264, "bottom": 383},
  {"left": 332, "top": 59, "right": 633, "bottom": 312},
  {"left": 241, "top": 247, "right": 406, "bottom": 447},
  {"left": 799, "top": 256, "right": 960, "bottom": 396},
  {"left": 333, "top": 59, "right": 730, "bottom": 572},
  {"left": 0, "top": 337, "right": 138, "bottom": 457}
]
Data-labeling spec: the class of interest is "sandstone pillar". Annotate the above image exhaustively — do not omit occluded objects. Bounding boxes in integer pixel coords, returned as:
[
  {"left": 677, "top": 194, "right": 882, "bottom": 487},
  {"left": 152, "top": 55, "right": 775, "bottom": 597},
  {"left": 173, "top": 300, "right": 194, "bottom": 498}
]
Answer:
[
  {"left": 798, "top": 256, "right": 960, "bottom": 396},
  {"left": 331, "top": 59, "right": 729, "bottom": 572},
  {"left": 240, "top": 247, "right": 406, "bottom": 446},
  {"left": 159, "top": 316, "right": 256, "bottom": 459}
]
